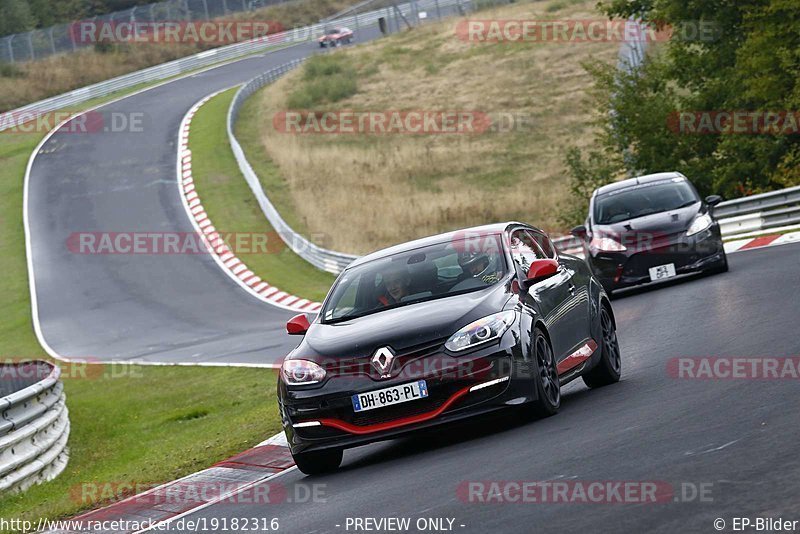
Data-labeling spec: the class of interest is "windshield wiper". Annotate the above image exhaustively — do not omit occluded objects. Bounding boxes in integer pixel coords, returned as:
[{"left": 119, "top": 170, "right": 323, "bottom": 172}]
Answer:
[{"left": 672, "top": 200, "right": 700, "bottom": 210}]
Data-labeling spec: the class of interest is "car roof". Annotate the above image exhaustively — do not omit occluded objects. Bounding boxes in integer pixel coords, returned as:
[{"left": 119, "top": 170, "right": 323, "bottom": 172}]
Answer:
[
  {"left": 347, "top": 222, "right": 533, "bottom": 268},
  {"left": 594, "top": 171, "right": 685, "bottom": 196}
]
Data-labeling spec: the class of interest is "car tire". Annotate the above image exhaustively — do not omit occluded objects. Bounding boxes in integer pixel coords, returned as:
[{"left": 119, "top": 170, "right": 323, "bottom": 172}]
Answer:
[
  {"left": 582, "top": 305, "right": 622, "bottom": 388},
  {"left": 526, "top": 327, "right": 560, "bottom": 418},
  {"left": 292, "top": 448, "right": 343, "bottom": 475}
]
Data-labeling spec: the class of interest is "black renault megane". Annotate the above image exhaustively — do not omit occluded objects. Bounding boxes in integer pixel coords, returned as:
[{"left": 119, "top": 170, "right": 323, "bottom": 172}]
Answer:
[
  {"left": 278, "top": 222, "right": 621, "bottom": 474},
  {"left": 572, "top": 172, "right": 728, "bottom": 294}
]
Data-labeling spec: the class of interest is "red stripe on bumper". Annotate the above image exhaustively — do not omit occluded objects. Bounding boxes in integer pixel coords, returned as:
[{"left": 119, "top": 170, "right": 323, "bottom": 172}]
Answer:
[{"left": 315, "top": 386, "right": 472, "bottom": 435}]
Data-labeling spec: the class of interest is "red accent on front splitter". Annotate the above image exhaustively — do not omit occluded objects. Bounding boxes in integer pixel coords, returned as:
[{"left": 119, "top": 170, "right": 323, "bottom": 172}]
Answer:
[
  {"left": 738, "top": 234, "right": 780, "bottom": 250},
  {"left": 557, "top": 339, "right": 598, "bottom": 375},
  {"left": 316, "top": 386, "right": 472, "bottom": 435}
]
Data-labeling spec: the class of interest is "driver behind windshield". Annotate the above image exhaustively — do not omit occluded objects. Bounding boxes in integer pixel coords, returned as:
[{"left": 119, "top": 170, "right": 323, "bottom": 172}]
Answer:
[{"left": 378, "top": 265, "right": 411, "bottom": 306}]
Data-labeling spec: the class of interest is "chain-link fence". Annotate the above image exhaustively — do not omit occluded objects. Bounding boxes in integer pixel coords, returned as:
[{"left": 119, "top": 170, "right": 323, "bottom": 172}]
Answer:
[{"left": 0, "top": 0, "right": 298, "bottom": 64}]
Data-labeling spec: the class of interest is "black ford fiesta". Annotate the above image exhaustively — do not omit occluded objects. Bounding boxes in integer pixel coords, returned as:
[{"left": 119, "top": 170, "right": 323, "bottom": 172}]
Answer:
[
  {"left": 572, "top": 172, "right": 728, "bottom": 294},
  {"left": 278, "top": 222, "right": 621, "bottom": 474}
]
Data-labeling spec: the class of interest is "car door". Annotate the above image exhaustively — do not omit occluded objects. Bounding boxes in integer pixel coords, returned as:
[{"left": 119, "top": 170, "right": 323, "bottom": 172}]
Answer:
[
  {"left": 530, "top": 229, "right": 592, "bottom": 356},
  {"left": 509, "top": 229, "right": 576, "bottom": 361}
]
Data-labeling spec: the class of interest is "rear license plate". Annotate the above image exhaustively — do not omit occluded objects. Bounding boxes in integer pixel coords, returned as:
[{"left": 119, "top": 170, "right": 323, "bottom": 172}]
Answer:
[
  {"left": 649, "top": 263, "right": 677, "bottom": 281},
  {"left": 352, "top": 380, "right": 429, "bottom": 412}
]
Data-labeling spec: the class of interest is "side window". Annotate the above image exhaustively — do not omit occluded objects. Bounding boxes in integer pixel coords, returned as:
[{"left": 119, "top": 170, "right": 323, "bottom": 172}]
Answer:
[
  {"left": 509, "top": 230, "right": 546, "bottom": 273},
  {"left": 530, "top": 231, "right": 556, "bottom": 259}
]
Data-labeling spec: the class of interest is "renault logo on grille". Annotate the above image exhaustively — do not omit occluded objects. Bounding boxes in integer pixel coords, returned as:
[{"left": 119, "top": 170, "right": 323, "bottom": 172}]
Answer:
[{"left": 372, "top": 347, "right": 395, "bottom": 378}]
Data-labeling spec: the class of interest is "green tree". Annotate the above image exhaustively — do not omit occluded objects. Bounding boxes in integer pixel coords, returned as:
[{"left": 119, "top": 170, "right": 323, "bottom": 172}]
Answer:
[
  {"left": 566, "top": 0, "right": 800, "bottom": 207},
  {"left": 0, "top": 0, "right": 35, "bottom": 36}
]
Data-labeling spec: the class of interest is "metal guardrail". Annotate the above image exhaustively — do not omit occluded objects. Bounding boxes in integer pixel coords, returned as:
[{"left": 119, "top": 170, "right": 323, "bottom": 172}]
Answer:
[
  {"left": 0, "top": 361, "right": 70, "bottom": 493},
  {"left": 715, "top": 186, "right": 800, "bottom": 237}
]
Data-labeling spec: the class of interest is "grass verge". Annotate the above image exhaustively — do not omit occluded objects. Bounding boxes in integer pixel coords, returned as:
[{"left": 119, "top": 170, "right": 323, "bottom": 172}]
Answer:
[
  {"left": 241, "top": 0, "right": 618, "bottom": 254},
  {"left": 0, "top": 78, "right": 284, "bottom": 526},
  {"left": 188, "top": 88, "right": 336, "bottom": 301}
]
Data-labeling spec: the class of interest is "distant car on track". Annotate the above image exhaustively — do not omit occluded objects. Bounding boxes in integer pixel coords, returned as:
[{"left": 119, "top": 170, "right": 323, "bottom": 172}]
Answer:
[
  {"left": 318, "top": 27, "right": 354, "bottom": 47},
  {"left": 571, "top": 172, "right": 728, "bottom": 294},
  {"left": 278, "top": 222, "right": 621, "bottom": 474}
]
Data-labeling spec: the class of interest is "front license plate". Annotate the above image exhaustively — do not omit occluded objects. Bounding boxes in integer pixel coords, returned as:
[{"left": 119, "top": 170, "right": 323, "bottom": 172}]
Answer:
[
  {"left": 649, "top": 263, "right": 677, "bottom": 281},
  {"left": 352, "top": 380, "right": 429, "bottom": 412}
]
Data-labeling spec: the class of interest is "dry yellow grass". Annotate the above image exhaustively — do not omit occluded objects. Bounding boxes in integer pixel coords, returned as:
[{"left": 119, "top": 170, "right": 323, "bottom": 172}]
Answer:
[{"left": 251, "top": 0, "right": 617, "bottom": 253}]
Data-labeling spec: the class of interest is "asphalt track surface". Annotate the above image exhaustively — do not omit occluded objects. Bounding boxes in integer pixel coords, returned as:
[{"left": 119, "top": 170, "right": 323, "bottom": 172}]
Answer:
[
  {"left": 159, "top": 243, "right": 800, "bottom": 533},
  {"left": 26, "top": 29, "right": 384, "bottom": 365}
]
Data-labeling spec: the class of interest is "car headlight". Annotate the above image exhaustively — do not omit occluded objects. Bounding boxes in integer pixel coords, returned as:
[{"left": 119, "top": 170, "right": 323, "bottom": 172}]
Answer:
[
  {"left": 589, "top": 236, "right": 627, "bottom": 253},
  {"left": 686, "top": 213, "right": 713, "bottom": 236},
  {"left": 282, "top": 359, "right": 326, "bottom": 385},
  {"left": 445, "top": 311, "right": 516, "bottom": 352}
]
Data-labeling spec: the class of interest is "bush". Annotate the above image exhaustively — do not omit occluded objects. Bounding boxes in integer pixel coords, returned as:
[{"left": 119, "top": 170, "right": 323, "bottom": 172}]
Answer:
[
  {"left": 287, "top": 55, "right": 357, "bottom": 108},
  {"left": 0, "top": 61, "right": 24, "bottom": 78}
]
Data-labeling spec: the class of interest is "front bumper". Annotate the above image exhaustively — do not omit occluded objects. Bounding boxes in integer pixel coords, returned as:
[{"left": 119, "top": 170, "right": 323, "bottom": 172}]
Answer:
[
  {"left": 588, "top": 226, "right": 725, "bottom": 292},
  {"left": 278, "top": 342, "right": 524, "bottom": 454}
]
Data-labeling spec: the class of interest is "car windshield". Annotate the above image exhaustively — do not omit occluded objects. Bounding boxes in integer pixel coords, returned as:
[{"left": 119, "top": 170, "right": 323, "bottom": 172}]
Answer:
[
  {"left": 594, "top": 178, "right": 699, "bottom": 225},
  {"left": 321, "top": 235, "right": 507, "bottom": 323},
  {"left": 326, "top": 29, "right": 340, "bottom": 34}
]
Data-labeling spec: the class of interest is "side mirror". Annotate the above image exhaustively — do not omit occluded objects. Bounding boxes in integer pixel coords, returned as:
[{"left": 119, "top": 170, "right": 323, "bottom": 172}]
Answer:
[
  {"left": 705, "top": 195, "right": 723, "bottom": 207},
  {"left": 286, "top": 313, "right": 310, "bottom": 335},
  {"left": 521, "top": 259, "right": 559, "bottom": 290},
  {"left": 570, "top": 225, "right": 587, "bottom": 239}
]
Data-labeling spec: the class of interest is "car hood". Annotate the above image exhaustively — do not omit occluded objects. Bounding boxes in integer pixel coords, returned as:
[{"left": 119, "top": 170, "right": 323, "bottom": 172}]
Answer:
[
  {"left": 295, "top": 285, "right": 512, "bottom": 361},
  {"left": 594, "top": 202, "right": 703, "bottom": 239}
]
